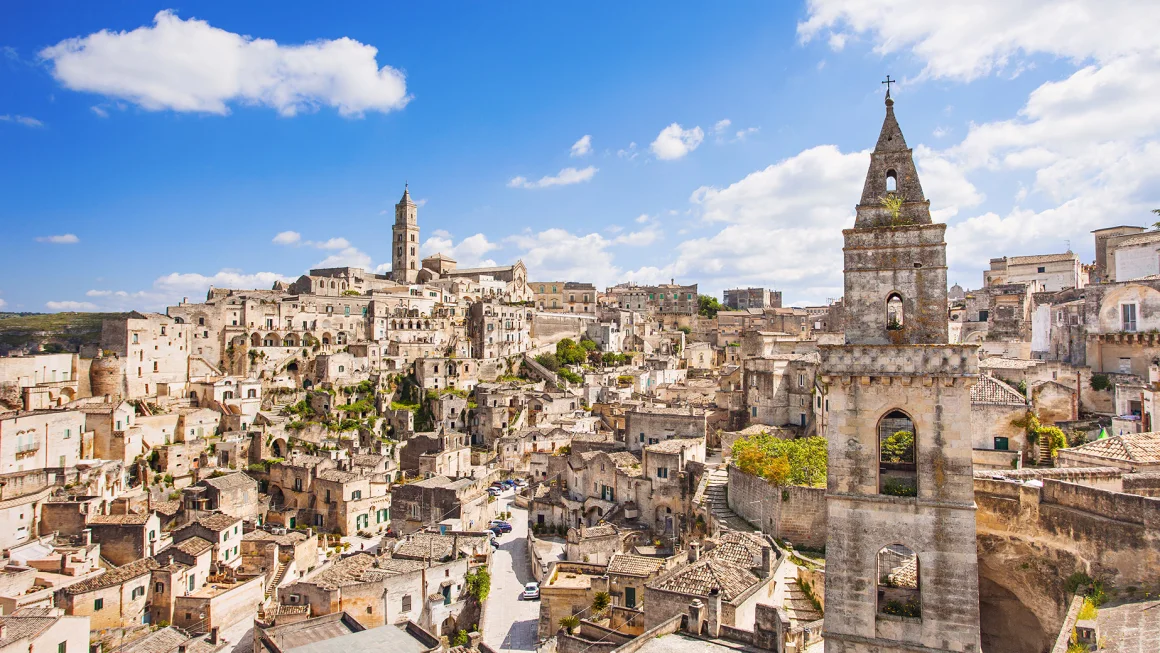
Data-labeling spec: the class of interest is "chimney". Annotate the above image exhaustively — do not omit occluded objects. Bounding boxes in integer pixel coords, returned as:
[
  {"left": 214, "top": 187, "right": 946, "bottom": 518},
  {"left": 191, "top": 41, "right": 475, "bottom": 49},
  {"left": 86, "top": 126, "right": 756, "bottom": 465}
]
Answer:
[
  {"left": 0, "top": 624, "right": 7, "bottom": 639},
  {"left": 208, "top": 627, "right": 219, "bottom": 644},
  {"left": 178, "top": 645, "right": 186, "bottom": 653},
  {"left": 83, "top": 529, "right": 92, "bottom": 546},
  {"left": 689, "top": 542, "right": 701, "bottom": 563},
  {"left": 452, "top": 534, "right": 460, "bottom": 560},
  {"left": 760, "top": 544, "right": 774, "bottom": 579}
]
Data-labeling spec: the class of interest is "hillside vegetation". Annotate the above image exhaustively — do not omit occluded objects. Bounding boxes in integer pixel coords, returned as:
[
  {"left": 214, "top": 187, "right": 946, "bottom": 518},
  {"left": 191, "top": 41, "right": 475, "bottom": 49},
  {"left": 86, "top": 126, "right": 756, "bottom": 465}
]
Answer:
[{"left": 0, "top": 312, "right": 123, "bottom": 354}]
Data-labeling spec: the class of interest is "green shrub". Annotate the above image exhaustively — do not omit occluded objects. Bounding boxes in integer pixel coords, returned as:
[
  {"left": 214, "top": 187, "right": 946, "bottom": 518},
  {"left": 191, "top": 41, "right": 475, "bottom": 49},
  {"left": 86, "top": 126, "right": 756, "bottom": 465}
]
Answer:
[
  {"left": 882, "top": 478, "right": 918, "bottom": 497},
  {"left": 1090, "top": 374, "right": 1111, "bottom": 392},
  {"left": 880, "top": 597, "right": 921, "bottom": 618}
]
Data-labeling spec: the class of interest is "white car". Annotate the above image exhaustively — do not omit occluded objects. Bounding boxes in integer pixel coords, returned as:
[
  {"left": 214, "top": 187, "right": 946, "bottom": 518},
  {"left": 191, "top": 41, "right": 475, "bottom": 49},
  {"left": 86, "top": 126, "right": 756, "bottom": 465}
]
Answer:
[{"left": 522, "top": 582, "right": 540, "bottom": 600}]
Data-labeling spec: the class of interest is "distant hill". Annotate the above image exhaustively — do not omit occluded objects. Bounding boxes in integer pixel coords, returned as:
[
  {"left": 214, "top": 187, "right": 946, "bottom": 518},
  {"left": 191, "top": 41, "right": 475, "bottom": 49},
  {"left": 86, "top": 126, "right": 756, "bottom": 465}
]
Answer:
[{"left": 0, "top": 312, "right": 125, "bottom": 354}]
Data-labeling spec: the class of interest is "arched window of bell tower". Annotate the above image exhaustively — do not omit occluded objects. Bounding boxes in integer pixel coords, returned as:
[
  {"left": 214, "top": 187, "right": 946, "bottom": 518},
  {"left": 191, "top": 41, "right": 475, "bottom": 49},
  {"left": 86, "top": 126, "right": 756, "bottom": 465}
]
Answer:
[
  {"left": 886, "top": 293, "right": 904, "bottom": 331},
  {"left": 878, "top": 409, "right": 917, "bottom": 496},
  {"left": 886, "top": 169, "right": 898, "bottom": 192},
  {"left": 877, "top": 544, "right": 921, "bottom": 618}
]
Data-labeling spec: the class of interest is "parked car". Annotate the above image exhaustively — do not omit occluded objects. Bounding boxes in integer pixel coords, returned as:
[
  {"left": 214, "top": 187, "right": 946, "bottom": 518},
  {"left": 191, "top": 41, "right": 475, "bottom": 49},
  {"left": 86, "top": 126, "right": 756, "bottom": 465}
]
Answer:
[
  {"left": 487, "top": 487, "right": 502, "bottom": 497},
  {"left": 501, "top": 479, "right": 516, "bottom": 488},
  {"left": 522, "top": 582, "right": 540, "bottom": 600},
  {"left": 489, "top": 520, "right": 513, "bottom": 533}
]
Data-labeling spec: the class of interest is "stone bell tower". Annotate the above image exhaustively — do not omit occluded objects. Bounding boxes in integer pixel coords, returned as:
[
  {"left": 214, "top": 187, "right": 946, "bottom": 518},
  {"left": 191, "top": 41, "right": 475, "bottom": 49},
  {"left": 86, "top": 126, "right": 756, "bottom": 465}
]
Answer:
[
  {"left": 821, "top": 89, "right": 981, "bottom": 653},
  {"left": 392, "top": 184, "right": 420, "bottom": 284}
]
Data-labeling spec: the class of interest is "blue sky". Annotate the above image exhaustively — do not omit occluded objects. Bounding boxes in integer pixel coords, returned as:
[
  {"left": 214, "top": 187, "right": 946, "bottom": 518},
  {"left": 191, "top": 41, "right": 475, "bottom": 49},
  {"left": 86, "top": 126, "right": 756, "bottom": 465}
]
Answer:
[{"left": 2, "top": 1, "right": 1158, "bottom": 312}]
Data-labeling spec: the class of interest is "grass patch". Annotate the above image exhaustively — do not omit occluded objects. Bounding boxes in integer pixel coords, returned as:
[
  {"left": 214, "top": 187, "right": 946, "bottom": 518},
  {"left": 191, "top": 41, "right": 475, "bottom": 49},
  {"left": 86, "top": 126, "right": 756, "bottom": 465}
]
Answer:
[{"left": 0, "top": 311, "right": 124, "bottom": 352}]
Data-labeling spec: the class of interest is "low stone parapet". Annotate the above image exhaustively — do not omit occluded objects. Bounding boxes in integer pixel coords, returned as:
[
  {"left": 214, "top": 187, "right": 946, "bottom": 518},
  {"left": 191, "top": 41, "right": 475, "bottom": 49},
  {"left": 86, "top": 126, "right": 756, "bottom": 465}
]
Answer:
[{"left": 820, "top": 344, "right": 978, "bottom": 377}]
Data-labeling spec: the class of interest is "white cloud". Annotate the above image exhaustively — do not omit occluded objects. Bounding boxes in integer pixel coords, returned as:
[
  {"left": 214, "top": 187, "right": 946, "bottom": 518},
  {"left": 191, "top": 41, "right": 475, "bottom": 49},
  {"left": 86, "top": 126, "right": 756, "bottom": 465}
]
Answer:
[
  {"left": 799, "top": 0, "right": 1160, "bottom": 81},
  {"left": 570, "top": 135, "right": 592, "bottom": 158},
  {"left": 508, "top": 166, "right": 598, "bottom": 189},
  {"left": 314, "top": 247, "right": 372, "bottom": 270},
  {"left": 40, "top": 10, "right": 409, "bottom": 117},
  {"left": 635, "top": 214, "right": 651, "bottom": 224},
  {"left": 79, "top": 269, "right": 296, "bottom": 312},
  {"left": 714, "top": 119, "right": 732, "bottom": 134},
  {"left": 797, "top": 0, "right": 1160, "bottom": 287},
  {"left": 272, "top": 231, "right": 301, "bottom": 245},
  {"left": 651, "top": 123, "right": 704, "bottom": 160},
  {"left": 35, "top": 234, "right": 79, "bottom": 244},
  {"left": 507, "top": 229, "right": 623, "bottom": 287},
  {"left": 0, "top": 115, "right": 43, "bottom": 127},
  {"left": 613, "top": 228, "right": 660, "bottom": 247},
  {"left": 734, "top": 127, "right": 759, "bottom": 142},
  {"left": 617, "top": 142, "right": 638, "bottom": 160},
  {"left": 272, "top": 232, "right": 351, "bottom": 250},
  {"left": 46, "top": 301, "right": 98, "bottom": 311},
  {"left": 90, "top": 105, "right": 108, "bottom": 118},
  {"left": 0, "top": 298, "right": 7, "bottom": 309},
  {"left": 419, "top": 232, "right": 499, "bottom": 268},
  {"left": 414, "top": 198, "right": 428, "bottom": 208}
]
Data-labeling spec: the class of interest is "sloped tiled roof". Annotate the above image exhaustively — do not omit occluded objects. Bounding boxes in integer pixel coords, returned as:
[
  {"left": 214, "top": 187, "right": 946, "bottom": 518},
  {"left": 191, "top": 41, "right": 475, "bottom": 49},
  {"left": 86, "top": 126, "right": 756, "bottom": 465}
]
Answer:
[
  {"left": 89, "top": 513, "right": 152, "bottom": 526},
  {"left": 64, "top": 557, "right": 160, "bottom": 594},
  {"left": 1067, "top": 432, "right": 1160, "bottom": 464},
  {"left": 193, "top": 512, "right": 241, "bottom": 532},
  {"left": 578, "top": 524, "right": 617, "bottom": 539},
  {"left": 1008, "top": 253, "right": 1077, "bottom": 265},
  {"left": 607, "top": 553, "right": 665, "bottom": 578},
  {"left": 200, "top": 472, "right": 257, "bottom": 491},
  {"left": 647, "top": 558, "right": 759, "bottom": 601},
  {"left": 645, "top": 438, "right": 703, "bottom": 454},
  {"left": 174, "top": 536, "right": 214, "bottom": 557},
  {"left": 971, "top": 375, "right": 1028, "bottom": 406},
  {"left": 706, "top": 531, "right": 765, "bottom": 567}
]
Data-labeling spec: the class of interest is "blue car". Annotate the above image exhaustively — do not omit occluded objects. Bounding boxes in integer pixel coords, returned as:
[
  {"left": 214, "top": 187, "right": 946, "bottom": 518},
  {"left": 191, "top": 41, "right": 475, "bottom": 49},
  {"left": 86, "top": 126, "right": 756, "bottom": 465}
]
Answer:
[{"left": 489, "top": 520, "right": 513, "bottom": 533}]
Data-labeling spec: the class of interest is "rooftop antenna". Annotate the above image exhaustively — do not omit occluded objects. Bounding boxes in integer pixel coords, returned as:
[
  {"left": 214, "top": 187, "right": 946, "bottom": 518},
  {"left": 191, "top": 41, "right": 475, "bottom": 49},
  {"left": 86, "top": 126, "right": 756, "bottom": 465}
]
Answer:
[{"left": 1065, "top": 239, "right": 1072, "bottom": 253}]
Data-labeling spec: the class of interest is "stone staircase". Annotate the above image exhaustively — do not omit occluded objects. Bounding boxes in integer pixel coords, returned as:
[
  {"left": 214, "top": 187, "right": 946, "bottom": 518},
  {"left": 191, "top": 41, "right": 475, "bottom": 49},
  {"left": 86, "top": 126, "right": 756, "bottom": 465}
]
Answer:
[
  {"left": 701, "top": 468, "right": 753, "bottom": 532},
  {"left": 265, "top": 561, "right": 289, "bottom": 599},
  {"left": 782, "top": 578, "right": 823, "bottom": 624}
]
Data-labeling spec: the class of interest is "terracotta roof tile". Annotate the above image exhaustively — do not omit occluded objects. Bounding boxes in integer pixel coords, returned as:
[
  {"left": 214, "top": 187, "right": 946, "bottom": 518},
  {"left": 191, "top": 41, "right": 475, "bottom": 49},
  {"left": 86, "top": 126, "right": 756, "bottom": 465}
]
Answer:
[
  {"left": 971, "top": 375, "right": 1028, "bottom": 406},
  {"left": 1067, "top": 432, "right": 1160, "bottom": 464},
  {"left": 647, "top": 558, "right": 758, "bottom": 601},
  {"left": 64, "top": 557, "right": 159, "bottom": 594},
  {"left": 607, "top": 553, "right": 665, "bottom": 578}
]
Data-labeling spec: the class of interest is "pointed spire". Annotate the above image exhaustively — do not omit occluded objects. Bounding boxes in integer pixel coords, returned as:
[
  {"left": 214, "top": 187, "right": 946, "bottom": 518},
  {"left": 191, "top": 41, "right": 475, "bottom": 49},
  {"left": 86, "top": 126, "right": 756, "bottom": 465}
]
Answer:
[
  {"left": 854, "top": 90, "right": 931, "bottom": 228},
  {"left": 399, "top": 182, "right": 414, "bottom": 206}
]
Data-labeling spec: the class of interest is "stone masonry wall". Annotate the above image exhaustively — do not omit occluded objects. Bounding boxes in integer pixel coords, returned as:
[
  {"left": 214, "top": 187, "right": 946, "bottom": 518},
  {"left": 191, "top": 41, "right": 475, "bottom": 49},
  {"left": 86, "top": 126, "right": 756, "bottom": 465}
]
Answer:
[{"left": 727, "top": 465, "right": 826, "bottom": 549}]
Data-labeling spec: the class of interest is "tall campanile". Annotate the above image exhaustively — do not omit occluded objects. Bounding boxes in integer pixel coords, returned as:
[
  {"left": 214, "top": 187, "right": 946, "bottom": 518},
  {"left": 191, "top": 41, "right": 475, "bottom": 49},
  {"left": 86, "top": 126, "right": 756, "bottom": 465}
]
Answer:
[
  {"left": 393, "top": 184, "right": 420, "bottom": 283},
  {"left": 821, "top": 89, "right": 981, "bottom": 653}
]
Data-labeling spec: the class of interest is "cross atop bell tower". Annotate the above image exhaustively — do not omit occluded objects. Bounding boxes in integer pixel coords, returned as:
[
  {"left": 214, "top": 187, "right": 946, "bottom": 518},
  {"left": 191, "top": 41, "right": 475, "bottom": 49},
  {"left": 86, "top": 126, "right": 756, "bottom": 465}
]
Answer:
[{"left": 392, "top": 184, "right": 420, "bottom": 283}]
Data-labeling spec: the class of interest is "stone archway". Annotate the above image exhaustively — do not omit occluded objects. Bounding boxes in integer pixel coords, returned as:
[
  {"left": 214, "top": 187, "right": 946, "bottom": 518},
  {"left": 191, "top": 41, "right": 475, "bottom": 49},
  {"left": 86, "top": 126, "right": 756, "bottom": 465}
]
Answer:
[{"left": 979, "top": 574, "right": 1046, "bottom": 653}]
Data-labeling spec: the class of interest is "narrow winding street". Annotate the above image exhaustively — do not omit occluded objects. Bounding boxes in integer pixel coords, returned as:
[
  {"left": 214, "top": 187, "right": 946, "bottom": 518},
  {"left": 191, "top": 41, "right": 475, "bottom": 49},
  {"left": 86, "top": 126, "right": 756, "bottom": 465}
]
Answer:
[{"left": 482, "top": 490, "right": 540, "bottom": 652}]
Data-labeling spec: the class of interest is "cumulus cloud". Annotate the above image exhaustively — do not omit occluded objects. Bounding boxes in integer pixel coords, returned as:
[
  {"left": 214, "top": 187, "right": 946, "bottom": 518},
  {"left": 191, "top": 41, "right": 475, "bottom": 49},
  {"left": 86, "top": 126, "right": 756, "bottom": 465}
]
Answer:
[
  {"left": 46, "top": 300, "right": 98, "bottom": 311},
  {"left": 314, "top": 247, "right": 373, "bottom": 270},
  {"left": 617, "top": 142, "right": 639, "bottom": 160},
  {"left": 419, "top": 232, "right": 499, "bottom": 268},
  {"left": 798, "top": 0, "right": 1160, "bottom": 81},
  {"left": 795, "top": 0, "right": 1160, "bottom": 289},
  {"left": 0, "top": 115, "right": 43, "bottom": 127},
  {"left": 714, "top": 119, "right": 732, "bottom": 134},
  {"left": 651, "top": 123, "right": 704, "bottom": 160},
  {"left": 506, "top": 229, "right": 623, "bottom": 287},
  {"left": 40, "top": 10, "right": 409, "bottom": 117},
  {"left": 508, "top": 166, "right": 598, "bottom": 189},
  {"left": 272, "top": 232, "right": 351, "bottom": 250},
  {"left": 36, "top": 234, "right": 79, "bottom": 244},
  {"left": 570, "top": 135, "right": 592, "bottom": 157},
  {"left": 78, "top": 269, "right": 297, "bottom": 312}
]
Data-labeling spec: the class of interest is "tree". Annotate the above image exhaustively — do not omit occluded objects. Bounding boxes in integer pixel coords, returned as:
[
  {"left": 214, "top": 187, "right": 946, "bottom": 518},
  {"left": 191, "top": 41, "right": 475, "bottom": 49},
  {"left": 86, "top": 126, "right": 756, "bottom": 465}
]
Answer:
[
  {"left": 880, "top": 430, "right": 915, "bottom": 464},
  {"left": 592, "top": 591, "right": 610, "bottom": 613},
  {"left": 1152, "top": 208, "right": 1160, "bottom": 230},
  {"left": 535, "top": 353, "right": 560, "bottom": 372},
  {"left": 698, "top": 295, "right": 725, "bottom": 318},
  {"left": 465, "top": 568, "right": 491, "bottom": 602},
  {"left": 559, "top": 615, "right": 581, "bottom": 632},
  {"left": 556, "top": 339, "right": 587, "bottom": 366},
  {"left": 880, "top": 194, "right": 905, "bottom": 225},
  {"left": 732, "top": 433, "right": 827, "bottom": 487}
]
